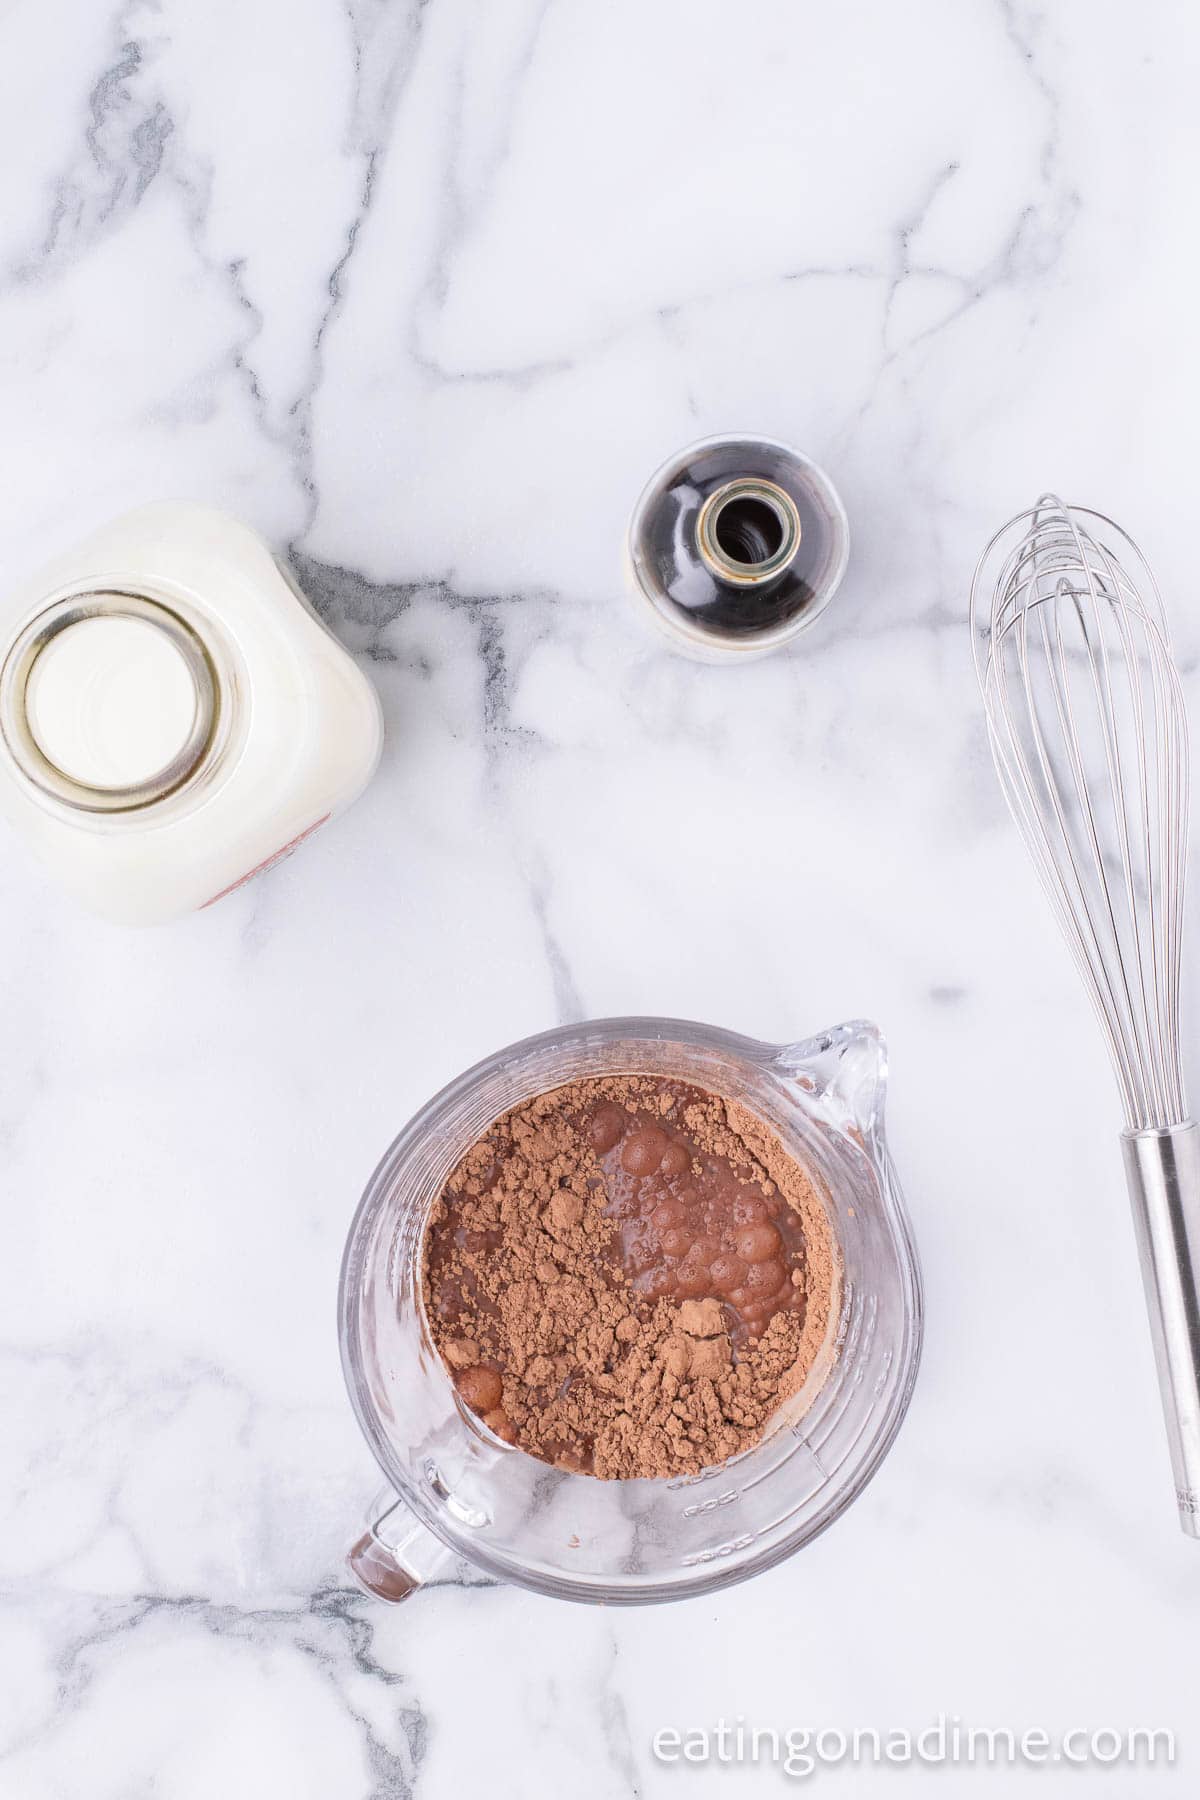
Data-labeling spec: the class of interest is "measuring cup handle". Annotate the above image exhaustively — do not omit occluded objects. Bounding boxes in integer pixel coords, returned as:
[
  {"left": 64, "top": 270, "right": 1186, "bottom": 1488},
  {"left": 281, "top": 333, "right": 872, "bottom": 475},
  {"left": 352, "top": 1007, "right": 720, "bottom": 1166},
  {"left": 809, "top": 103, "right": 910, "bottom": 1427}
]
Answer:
[
  {"left": 346, "top": 1495, "right": 455, "bottom": 1603},
  {"left": 1122, "top": 1123, "right": 1200, "bottom": 1537}
]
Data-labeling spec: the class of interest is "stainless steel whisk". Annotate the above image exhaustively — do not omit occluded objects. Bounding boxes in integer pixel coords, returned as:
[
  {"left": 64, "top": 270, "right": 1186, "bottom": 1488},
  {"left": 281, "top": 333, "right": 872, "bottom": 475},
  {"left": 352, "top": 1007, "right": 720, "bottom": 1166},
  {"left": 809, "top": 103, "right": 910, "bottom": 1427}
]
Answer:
[{"left": 971, "top": 494, "right": 1200, "bottom": 1535}]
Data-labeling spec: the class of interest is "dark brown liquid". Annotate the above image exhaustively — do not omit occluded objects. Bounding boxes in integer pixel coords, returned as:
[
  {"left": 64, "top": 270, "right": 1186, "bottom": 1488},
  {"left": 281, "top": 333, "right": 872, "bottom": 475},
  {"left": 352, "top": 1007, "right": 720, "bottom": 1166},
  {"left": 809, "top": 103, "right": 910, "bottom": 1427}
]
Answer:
[{"left": 586, "top": 1085, "right": 806, "bottom": 1346}]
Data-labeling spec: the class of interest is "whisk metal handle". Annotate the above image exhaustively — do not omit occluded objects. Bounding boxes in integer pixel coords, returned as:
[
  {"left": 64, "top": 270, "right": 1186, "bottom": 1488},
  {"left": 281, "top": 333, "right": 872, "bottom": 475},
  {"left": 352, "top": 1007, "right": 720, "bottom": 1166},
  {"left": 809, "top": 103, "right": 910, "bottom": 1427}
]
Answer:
[{"left": 1122, "top": 1123, "right": 1200, "bottom": 1537}]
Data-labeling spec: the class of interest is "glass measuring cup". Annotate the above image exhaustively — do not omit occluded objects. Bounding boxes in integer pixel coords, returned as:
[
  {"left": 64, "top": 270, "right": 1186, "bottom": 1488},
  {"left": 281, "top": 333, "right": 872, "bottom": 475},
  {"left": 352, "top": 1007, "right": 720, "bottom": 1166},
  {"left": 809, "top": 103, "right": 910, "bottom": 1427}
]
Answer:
[{"left": 338, "top": 1017, "right": 922, "bottom": 1605}]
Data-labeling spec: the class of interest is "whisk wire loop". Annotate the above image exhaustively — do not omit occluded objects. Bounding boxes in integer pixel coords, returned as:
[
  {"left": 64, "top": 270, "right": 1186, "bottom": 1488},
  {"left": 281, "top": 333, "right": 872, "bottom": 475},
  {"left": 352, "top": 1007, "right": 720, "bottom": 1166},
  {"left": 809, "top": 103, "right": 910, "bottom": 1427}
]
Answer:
[{"left": 970, "top": 496, "right": 1189, "bottom": 1132}]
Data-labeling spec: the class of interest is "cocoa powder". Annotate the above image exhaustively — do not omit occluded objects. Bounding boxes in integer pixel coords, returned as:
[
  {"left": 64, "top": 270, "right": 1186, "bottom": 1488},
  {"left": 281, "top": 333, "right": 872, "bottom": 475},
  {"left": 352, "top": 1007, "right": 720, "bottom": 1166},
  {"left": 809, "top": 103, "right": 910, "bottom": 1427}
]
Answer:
[{"left": 422, "top": 1075, "right": 838, "bottom": 1480}]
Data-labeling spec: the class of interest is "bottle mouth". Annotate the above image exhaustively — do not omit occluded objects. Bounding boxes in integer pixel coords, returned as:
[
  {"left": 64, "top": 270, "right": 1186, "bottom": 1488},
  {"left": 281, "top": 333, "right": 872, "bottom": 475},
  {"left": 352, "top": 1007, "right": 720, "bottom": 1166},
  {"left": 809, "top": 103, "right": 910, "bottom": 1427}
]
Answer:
[
  {"left": 696, "top": 478, "right": 802, "bottom": 585},
  {"left": 0, "top": 591, "right": 222, "bottom": 813}
]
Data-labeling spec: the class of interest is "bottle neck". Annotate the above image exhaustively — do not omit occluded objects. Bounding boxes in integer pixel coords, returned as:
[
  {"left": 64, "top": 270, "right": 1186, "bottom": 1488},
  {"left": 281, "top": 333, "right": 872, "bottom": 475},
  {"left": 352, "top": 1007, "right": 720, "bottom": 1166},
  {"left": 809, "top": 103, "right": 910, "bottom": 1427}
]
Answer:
[
  {"left": 0, "top": 590, "right": 225, "bottom": 815},
  {"left": 695, "top": 477, "right": 802, "bottom": 587}
]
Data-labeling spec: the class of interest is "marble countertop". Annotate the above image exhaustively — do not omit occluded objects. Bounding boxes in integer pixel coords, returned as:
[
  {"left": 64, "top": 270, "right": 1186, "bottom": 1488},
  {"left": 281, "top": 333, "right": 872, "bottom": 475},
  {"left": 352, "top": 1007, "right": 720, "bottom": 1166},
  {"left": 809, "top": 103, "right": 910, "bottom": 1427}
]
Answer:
[{"left": 3, "top": 1, "right": 1200, "bottom": 1794}]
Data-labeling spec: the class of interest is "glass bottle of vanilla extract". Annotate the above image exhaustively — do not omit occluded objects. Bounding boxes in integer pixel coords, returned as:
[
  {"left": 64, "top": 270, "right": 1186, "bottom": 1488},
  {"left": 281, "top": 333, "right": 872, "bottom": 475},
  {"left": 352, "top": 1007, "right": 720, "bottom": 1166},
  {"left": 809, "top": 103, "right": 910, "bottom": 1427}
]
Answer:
[{"left": 627, "top": 434, "right": 849, "bottom": 660}]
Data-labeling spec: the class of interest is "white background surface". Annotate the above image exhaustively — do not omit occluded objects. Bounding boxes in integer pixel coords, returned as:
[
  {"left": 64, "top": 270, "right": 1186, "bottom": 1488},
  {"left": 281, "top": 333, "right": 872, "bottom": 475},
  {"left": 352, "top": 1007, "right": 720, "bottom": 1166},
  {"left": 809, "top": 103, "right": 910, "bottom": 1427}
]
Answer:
[{"left": 2, "top": 1, "right": 1198, "bottom": 1795}]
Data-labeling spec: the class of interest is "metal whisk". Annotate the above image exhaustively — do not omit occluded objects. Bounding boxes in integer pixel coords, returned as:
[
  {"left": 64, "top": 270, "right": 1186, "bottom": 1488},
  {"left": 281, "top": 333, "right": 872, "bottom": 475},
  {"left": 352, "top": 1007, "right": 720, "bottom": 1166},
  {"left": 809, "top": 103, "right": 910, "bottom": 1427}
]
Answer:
[{"left": 971, "top": 494, "right": 1200, "bottom": 1536}]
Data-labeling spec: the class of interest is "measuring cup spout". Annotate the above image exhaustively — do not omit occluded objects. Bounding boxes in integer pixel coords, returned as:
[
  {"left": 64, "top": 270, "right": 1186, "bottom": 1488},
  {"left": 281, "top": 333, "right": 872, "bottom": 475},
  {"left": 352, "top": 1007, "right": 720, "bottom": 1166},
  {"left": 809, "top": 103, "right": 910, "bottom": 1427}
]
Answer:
[{"left": 774, "top": 1020, "right": 888, "bottom": 1150}]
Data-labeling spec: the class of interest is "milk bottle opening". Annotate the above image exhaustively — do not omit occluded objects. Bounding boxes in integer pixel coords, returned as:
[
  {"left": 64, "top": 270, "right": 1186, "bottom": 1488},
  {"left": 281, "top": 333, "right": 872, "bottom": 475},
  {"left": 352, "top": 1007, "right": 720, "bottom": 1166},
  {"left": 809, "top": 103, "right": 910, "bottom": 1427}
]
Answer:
[{"left": 1, "top": 591, "right": 219, "bottom": 812}]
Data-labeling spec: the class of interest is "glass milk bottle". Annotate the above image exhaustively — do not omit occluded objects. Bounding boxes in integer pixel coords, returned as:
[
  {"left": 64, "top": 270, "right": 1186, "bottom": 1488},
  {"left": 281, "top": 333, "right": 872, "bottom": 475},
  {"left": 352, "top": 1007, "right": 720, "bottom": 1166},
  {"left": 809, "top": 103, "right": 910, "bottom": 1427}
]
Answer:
[{"left": 0, "top": 502, "right": 383, "bottom": 924}]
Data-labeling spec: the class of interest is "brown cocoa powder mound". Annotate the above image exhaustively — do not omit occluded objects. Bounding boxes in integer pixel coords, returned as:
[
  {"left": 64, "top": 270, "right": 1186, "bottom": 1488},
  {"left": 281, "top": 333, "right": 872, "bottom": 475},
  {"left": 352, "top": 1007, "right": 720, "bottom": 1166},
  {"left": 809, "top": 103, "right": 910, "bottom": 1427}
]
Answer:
[{"left": 421, "top": 1075, "right": 839, "bottom": 1480}]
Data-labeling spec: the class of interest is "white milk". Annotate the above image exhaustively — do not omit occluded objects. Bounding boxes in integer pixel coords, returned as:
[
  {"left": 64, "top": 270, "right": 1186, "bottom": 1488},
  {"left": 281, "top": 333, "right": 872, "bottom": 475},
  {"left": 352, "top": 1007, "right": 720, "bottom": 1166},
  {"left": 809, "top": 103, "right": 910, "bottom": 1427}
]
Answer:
[{"left": 0, "top": 503, "right": 383, "bottom": 924}]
